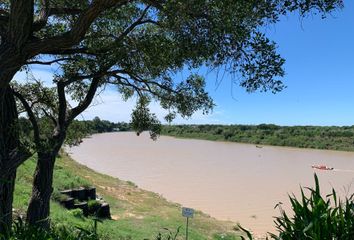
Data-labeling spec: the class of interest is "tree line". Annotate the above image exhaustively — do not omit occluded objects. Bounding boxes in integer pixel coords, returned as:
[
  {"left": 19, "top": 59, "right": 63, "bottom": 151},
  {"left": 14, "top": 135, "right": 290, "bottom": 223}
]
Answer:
[
  {"left": 19, "top": 116, "right": 131, "bottom": 146},
  {"left": 162, "top": 124, "right": 354, "bottom": 151}
]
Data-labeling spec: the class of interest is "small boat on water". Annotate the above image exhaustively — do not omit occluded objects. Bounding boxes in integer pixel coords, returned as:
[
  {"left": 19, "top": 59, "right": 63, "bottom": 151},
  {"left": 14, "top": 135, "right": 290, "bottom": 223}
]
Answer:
[{"left": 311, "top": 165, "right": 334, "bottom": 171}]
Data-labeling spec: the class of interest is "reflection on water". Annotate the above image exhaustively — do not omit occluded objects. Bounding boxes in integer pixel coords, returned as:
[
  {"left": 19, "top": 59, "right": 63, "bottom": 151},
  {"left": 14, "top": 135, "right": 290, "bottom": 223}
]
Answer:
[{"left": 68, "top": 132, "right": 354, "bottom": 236}]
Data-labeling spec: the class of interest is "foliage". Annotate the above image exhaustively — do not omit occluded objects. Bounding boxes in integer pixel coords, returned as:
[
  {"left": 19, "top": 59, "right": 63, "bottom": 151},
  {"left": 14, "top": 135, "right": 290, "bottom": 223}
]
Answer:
[
  {"left": 162, "top": 124, "right": 354, "bottom": 151},
  {"left": 69, "top": 209, "right": 85, "bottom": 219},
  {"left": 12, "top": 0, "right": 344, "bottom": 142},
  {"left": 17, "top": 116, "right": 130, "bottom": 148},
  {"left": 155, "top": 227, "right": 180, "bottom": 240},
  {"left": 0, "top": 218, "right": 101, "bottom": 240},
  {"left": 131, "top": 97, "right": 161, "bottom": 140}
]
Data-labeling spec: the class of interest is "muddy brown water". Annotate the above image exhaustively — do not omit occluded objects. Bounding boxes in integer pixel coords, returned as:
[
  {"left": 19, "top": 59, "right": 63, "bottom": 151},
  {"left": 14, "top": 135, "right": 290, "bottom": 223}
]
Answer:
[{"left": 68, "top": 132, "right": 354, "bottom": 237}]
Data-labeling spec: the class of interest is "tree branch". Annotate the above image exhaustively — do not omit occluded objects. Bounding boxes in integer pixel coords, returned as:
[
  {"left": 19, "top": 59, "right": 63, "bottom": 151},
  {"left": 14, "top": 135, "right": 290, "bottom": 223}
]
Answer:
[
  {"left": 26, "top": 57, "right": 74, "bottom": 65},
  {"left": 92, "top": 6, "right": 156, "bottom": 54},
  {"left": 8, "top": 0, "right": 34, "bottom": 47},
  {"left": 143, "top": 0, "right": 164, "bottom": 10},
  {"left": 32, "top": 0, "right": 50, "bottom": 32},
  {"left": 41, "top": 107, "right": 58, "bottom": 126},
  {"left": 49, "top": 7, "right": 83, "bottom": 16},
  {"left": 118, "top": 70, "right": 179, "bottom": 94},
  {"left": 63, "top": 69, "right": 124, "bottom": 85},
  {"left": 0, "top": 149, "right": 32, "bottom": 177},
  {"left": 24, "top": 0, "right": 129, "bottom": 58},
  {"left": 0, "top": 9, "right": 9, "bottom": 37},
  {"left": 108, "top": 73, "right": 177, "bottom": 102},
  {"left": 66, "top": 76, "right": 101, "bottom": 122},
  {"left": 12, "top": 89, "right": 41, "bottom": 149},
  {"left": 57, "top": 81, "right": 67, "bottom": 129},
  {"left": 42, "top": 47, "right": 92, "bottom": 55},
  {"left": 0, "top": 9, "right": 9, "bottom": 16},
  {"left": 33, "top": 4, "right": 84, "bottom": 32},
  {"left": 112, "top": 76, "right": 144, "bottom": 97}
]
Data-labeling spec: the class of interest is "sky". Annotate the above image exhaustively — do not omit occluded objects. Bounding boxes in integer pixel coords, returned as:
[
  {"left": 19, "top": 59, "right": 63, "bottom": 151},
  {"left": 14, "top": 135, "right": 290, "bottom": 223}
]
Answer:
[{"left": 15, "top": 1, "right": 354, "bottom": 126}]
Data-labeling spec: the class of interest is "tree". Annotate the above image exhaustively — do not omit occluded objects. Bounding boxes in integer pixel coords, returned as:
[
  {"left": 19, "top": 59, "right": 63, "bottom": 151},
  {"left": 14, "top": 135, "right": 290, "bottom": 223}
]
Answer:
[
  {"left": 0, "top": 0, "right": 343, "bottom": 232},
  {"left": 13, "top": 47, "right": 213, "bottom": 227}
]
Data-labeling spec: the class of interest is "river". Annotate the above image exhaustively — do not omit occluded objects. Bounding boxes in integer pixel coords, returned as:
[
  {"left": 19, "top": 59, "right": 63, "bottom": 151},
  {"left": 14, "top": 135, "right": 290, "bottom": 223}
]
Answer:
[{"left": 68, "top": 132, "right": 354, "bottom": 237}]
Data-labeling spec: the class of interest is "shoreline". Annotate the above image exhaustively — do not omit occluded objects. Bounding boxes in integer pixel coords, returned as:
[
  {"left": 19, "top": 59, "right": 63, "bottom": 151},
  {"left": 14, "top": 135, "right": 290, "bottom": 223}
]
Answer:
[
  {"left": 89, "top": 131, "right": 354, "bottom": 155},
  {"left": 159, "top": 133, "right": 354, "bottom": 154},
  {"left": 161, "top": 124, "right": 354, "bottom": 153},
  {"left": 60, "top": 151, "right": 239, "bottom": 239},
  {"left": 66, "top": 146, "right": 268, "bottom": 240}
]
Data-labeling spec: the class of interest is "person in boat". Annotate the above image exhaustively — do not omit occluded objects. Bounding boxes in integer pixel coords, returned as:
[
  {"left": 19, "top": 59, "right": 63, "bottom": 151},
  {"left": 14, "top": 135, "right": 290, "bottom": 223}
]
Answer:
[{"left": 311, "top": 165, "right": 334, "bottom": 170}]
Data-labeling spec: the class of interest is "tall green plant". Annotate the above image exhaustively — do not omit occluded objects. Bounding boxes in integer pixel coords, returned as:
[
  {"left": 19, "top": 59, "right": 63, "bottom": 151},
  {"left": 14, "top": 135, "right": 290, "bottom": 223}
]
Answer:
[
  {"left": 239, "top": 174, "right": 354, "bottom": 240},
  {"left": 269, "top": 174, "right": 354, "bottom": 239}
]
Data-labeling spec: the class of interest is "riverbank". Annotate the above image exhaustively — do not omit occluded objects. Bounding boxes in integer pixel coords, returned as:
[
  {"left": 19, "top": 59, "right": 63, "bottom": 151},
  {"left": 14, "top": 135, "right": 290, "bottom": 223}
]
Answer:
[
  {"left": 161, "top": 124, "right": 354, "bottom": 152},
  {"left": 13, "top": 152, "right": 239, "bottom": 239}
]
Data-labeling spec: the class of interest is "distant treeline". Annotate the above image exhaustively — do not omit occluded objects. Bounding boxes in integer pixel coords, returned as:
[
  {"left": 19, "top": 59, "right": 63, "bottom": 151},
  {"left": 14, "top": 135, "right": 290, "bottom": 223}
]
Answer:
[
  {"left": 82, "top": 116, "right": 131, "bottom": 133},
  {"left": 20, "top": 116, "right": 354, "bottom": 151},
  {"left": 19, "top": 116, "right": 131, "bottom": 146},
  {"left": 161, "top": 124, "right": 354, "bottom": 151}
]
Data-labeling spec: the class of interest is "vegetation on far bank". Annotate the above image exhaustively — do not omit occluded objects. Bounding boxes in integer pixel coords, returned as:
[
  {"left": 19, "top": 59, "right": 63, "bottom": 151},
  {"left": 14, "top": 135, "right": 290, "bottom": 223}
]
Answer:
[
  {"left": 161, "top": 124, "right": 354, "bottom": 152},
  {"left": 13, "top": 151, "right": 239, "bottom": 240},
  {"left": 43, "top": 117, "right": 354, "bottom": 152}
]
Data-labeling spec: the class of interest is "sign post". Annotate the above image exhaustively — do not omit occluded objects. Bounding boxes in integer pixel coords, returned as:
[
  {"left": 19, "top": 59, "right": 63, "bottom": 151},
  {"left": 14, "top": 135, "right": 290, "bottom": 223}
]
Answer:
[{"left": 182, "top": 207, "right": 194, "bottom": 240}]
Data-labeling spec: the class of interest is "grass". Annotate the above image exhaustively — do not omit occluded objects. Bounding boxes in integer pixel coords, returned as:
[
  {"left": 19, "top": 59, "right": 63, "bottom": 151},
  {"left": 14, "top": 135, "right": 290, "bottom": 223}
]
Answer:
[{"left": 14, "top": 152, "right": 240, "bottom": 239}]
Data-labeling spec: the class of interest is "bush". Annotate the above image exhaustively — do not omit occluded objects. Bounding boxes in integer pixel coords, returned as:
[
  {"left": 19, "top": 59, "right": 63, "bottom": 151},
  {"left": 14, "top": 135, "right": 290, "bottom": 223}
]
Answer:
[{"left": 155, "top": 227, "right": 180, "bottom": 240}]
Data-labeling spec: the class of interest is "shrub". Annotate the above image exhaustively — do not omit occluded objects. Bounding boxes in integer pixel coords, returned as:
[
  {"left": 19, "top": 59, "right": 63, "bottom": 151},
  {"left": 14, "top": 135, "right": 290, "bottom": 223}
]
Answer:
[{"left": 155, "top": 227, "right": 180, "bottom": 240}]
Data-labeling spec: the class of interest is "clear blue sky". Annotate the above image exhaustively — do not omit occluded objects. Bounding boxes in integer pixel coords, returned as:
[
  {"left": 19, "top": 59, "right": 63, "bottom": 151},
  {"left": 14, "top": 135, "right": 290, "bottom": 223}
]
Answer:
[
  {"left": 19, "top": 1, "right": 354, "bottom": 126},
  {"left": 199, "top": 1, "right": 354, "bottom": 126}
]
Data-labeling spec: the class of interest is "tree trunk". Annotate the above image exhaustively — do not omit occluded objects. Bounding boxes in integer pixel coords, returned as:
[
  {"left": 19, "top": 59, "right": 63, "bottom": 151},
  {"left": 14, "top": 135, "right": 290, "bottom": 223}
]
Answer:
[
  {"left": 26, "top": 152, "right": 56, "bottom": 229},
  {"left": 0, "top": 86, "right": 19, "bottom": 234},
  {"left": 0, "top": 172, "right": 16, "bottom": 235}
]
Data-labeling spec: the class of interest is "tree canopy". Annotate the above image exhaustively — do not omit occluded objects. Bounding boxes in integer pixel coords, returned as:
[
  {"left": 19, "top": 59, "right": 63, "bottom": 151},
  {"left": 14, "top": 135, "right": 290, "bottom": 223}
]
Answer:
[{"left": 9, "top": 0, "right": 343, "bottom": 134}]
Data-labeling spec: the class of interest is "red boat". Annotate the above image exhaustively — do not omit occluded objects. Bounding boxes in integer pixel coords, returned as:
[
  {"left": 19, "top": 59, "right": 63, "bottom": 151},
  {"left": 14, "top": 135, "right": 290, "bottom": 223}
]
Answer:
[{"left": 311, "top": 165, "right": 334, "bottom": 171}]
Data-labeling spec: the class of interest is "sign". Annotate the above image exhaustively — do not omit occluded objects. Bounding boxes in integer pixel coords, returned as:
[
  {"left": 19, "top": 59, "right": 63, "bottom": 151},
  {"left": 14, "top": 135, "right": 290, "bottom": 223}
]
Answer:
[{"left": 182, "top": 207, "right": 194, "bottom": 218}]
